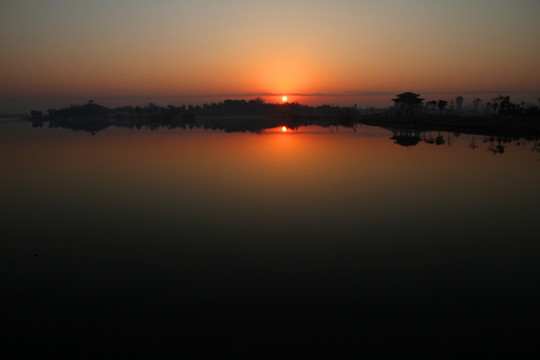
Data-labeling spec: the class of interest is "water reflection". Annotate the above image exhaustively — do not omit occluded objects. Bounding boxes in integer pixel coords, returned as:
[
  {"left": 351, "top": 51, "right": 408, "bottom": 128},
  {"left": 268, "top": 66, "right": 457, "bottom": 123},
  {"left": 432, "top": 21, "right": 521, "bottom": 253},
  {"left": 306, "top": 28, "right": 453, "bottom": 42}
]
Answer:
[
  {"left": 2, "top": 121, "right": 539, "bottom": 357},
  {"left": 28, "top": 114, "right": 540, "bottom": 157},
  {"left": 387, "top": 126, "right": 539, "bottom": 155}
]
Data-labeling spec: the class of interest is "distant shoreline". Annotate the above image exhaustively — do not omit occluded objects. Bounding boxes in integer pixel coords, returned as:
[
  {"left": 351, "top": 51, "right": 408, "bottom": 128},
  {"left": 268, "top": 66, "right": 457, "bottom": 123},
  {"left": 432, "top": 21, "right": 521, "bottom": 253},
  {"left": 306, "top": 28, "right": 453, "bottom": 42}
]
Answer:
[{"left": 20, "top": 98, "right": 540, "bottom": 137}]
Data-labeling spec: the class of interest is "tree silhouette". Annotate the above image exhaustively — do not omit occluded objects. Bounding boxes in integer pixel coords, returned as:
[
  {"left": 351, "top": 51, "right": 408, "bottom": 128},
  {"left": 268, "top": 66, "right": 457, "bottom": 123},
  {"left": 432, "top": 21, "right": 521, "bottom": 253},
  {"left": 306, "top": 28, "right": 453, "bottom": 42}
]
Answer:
[
  {"left": 455, "top": 96, "right": 464, "bottom": 112},
  {"left": 437, "top": 100, "right": 448, "bottom": 115},
  {"left": 487, "top": 136, "right": 505, "bottom": 154},
  {"left": 472, "top": 98, "right": 482, "bottom": 116},
  {"left": 425, "top": 100, "right": 437, "bottom": 113},
  {"left": 489, "top": 96, "right": 501, "bottom": 115},
  {"left": 30, "top": 110, "right": 42, "bottom": 118},
  {"left": 468, "top": 136, "right": 479, "bottom": 149},
  {"left": 493, "top": 95, "right": 511, "bottom": 115},
  {"left": 532, "top": 139, "right": 540, "bottom": 153},
  {"left": 435, "top": 131, "right": 445, "bottom": 145}
]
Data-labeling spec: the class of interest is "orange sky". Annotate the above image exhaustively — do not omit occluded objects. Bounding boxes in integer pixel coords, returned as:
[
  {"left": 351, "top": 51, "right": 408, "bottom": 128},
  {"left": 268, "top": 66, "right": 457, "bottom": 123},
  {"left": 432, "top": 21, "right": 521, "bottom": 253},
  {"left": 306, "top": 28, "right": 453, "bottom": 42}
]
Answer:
[{"left": 1, "top": 0, "right": 539, "bottom": 112}]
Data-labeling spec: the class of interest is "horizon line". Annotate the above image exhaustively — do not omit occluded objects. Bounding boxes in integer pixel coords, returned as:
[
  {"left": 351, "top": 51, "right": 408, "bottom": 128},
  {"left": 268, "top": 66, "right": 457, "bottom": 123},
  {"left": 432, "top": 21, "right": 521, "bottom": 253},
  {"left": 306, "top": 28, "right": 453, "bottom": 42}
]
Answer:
[
  {"left": 5, "top": 90, "right": 539, "bottom": 101},
  {"left": 89, "top": 90, "right": 540, "bottom": 100}
]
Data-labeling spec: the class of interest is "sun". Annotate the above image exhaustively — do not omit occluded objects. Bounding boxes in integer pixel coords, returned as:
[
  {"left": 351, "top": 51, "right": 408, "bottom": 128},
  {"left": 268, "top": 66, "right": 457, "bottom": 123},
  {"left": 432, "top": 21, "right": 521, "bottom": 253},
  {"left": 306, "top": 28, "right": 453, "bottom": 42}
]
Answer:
[
  {"left": 281, "top": 96, "right": 288, "bottom": 102},
  {"left": 281, "top": 126, "right": 287, "bottom": 132}
]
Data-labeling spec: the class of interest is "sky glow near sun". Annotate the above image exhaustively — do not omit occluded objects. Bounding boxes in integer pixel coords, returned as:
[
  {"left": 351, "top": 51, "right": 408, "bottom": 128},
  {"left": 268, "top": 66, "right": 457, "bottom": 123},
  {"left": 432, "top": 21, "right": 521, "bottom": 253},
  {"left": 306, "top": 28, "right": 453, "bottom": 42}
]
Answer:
[{"left": 0, "top": 0, "right": 539, "bottom": 112}]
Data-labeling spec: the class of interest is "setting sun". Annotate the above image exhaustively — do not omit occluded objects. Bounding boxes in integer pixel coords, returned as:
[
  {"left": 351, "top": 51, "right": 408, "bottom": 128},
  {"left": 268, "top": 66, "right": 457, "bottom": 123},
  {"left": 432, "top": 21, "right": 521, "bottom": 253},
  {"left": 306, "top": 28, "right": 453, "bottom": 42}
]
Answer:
[
  {"left": 281, "top": 126, "right": 287, "bottom": 132},
  {"left": 281, "top": 96, "right": 288, "bottom": 102}
]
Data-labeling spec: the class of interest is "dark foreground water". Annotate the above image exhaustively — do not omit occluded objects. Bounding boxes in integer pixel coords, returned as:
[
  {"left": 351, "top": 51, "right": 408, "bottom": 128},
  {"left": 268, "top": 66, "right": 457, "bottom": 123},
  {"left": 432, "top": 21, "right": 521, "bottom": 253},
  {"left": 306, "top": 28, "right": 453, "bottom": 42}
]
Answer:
[{"left": 1, "top": 121, "right": 539, "bottom": 358}]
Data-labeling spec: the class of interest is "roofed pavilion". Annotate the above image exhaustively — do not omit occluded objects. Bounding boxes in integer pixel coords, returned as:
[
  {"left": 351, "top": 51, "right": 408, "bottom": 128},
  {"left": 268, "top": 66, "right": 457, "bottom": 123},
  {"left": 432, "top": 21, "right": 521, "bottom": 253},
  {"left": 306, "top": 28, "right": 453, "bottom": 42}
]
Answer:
[
  {"left": 392, "top": 92, "right": 424, "bottom": 116},
  {"left": 392, "top": 92, "right": 424, "bottom": 106}
]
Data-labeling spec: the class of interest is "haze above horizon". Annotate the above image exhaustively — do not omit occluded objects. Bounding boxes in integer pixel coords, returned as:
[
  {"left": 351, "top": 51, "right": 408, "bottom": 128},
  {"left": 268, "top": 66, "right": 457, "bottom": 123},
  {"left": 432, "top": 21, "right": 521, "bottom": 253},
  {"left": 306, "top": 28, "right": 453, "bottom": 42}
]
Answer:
[{"left": 1, "top": 0, "right": 539, "bottom": 113}]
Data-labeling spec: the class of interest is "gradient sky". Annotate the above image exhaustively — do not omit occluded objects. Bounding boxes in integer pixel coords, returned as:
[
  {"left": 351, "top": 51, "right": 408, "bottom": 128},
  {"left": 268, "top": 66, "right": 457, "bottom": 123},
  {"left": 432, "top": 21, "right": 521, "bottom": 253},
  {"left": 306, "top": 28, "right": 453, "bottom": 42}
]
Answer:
[{"left": 1, "top": 0, "right": 539, "bottom": 112}]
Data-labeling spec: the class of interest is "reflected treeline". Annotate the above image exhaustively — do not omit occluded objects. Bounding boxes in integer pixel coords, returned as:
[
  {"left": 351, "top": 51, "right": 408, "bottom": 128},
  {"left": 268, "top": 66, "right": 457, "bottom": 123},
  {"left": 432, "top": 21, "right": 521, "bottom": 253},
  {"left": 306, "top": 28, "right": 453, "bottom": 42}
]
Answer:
[
  {"left": 388, "top": 127, "right": 540, "bottom": 155},
  {"left": 27, "top": 96, "right": 540, "bottom": 142},
  {"left": 28, "top": 99, "right": 358, "bottom": 135}
]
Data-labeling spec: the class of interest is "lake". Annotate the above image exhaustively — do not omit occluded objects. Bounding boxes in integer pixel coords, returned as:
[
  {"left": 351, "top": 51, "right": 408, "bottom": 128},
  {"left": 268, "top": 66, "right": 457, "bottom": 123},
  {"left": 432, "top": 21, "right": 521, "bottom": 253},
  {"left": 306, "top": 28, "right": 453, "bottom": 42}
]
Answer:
[{"left": 1, "top": 121, "right": 539, "bottom": 357}]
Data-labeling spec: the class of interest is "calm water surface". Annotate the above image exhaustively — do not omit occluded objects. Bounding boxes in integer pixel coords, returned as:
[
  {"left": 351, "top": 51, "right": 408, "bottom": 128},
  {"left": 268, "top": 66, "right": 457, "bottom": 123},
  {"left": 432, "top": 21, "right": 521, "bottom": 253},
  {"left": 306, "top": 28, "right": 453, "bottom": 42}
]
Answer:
[{"left": 1, "top": 121, "right": 539, "bottom": 356}]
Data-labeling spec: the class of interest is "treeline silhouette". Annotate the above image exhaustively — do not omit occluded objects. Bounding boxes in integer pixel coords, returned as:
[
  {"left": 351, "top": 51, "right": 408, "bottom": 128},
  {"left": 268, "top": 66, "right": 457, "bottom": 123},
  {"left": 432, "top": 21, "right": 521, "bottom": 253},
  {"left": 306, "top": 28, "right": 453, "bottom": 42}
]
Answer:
[
  {"left": 29, "top": 98, "right": 357, "bottom": 134},
  {"left": 24, "top": 97, "right": 540, "bottom": 155},
  {"left": 27, "top": 93, "right": 540, "bottom": 136},
  {"left": 394, "top": 93, "right": 540, "bottom": 117}
]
